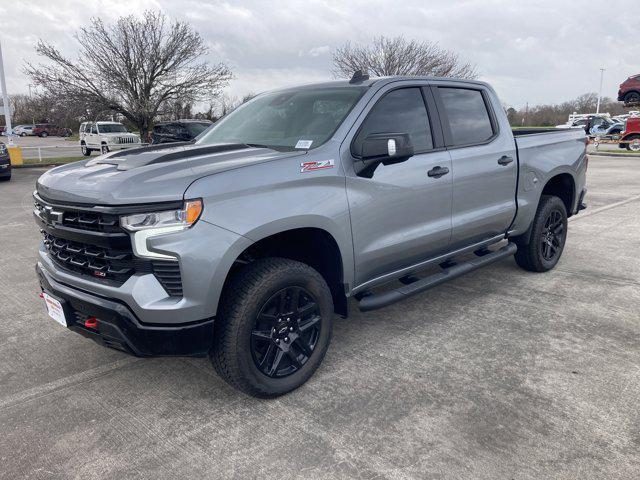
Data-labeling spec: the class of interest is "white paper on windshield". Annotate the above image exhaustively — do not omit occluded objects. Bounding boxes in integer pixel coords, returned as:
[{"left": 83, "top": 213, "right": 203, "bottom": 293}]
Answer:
[{"left": 295, "top": 140, "right": 313, "bottom": 149}]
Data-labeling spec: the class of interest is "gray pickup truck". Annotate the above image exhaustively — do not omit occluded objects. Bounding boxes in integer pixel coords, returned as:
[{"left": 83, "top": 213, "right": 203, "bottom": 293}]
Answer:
[{"left": 34, "top": 74, "right": 587, "bottom": 397}]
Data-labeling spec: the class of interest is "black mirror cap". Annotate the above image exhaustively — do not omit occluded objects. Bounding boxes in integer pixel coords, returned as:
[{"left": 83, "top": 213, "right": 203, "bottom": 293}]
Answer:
[
  {"left": 354, "top": 133, "right": 414, "bottom": 178},
  {"left": 361, "top": 133, "right": 414, "bottom": 161}
]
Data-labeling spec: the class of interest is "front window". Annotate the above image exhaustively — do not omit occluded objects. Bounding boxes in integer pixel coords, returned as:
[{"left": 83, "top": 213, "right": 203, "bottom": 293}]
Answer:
[
  {"left": 98, "top": 123, "right": 128, "bottom": 133},
  {"left": 197, "top": 87, "right": 366, "bottom": 150}
]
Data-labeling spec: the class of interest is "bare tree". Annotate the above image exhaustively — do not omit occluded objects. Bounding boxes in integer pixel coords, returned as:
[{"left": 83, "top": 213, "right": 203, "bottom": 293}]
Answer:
[
  {"left": 24, "top": 10, "right": 232, "bottom": 139},
  {"left": 332, "top": 36, "right": 477, "bottom": 79}
]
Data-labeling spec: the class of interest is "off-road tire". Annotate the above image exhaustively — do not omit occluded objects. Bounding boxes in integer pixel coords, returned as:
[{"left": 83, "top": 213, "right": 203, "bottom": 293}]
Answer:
[
  {"left": 210, "top": 257, "right": 334, "bottom": 398},
  {"left": 624, "top": 134, "right": 640, "bottom": 152},
  {"left": 623, "top": 91, "right": 640, "bottom": 104},
  {"left": 514, "top": 195, "right": 568, "bottom": 272}
]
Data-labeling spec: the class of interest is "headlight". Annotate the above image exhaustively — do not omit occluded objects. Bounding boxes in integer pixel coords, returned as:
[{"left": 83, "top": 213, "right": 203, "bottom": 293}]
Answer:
[
  {"left": 121, "top": 199, "right": 203, "bottom": 260},
  {"left": 121, "top": 199, "right": 203, "bottom": 232}
]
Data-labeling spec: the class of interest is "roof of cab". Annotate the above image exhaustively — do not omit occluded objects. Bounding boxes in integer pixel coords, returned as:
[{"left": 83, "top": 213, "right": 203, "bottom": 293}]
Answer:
[{"left": 266, "top": 75, "right": 491, "bottom": 93}]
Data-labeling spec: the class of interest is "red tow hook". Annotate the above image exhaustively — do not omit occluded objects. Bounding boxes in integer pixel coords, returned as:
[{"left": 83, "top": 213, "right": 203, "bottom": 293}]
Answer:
[
  {"left": 39, "top": 293, "right": 44, "bottom": 299},
  {"left": 84, "top": 317, "right": 98, "bottom": 330}
]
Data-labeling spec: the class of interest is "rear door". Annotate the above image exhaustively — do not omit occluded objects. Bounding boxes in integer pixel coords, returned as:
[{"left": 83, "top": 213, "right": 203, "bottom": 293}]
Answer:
[
  {"left": 432, "top": 83, "right": 517, "bottom": 249},
  {"left": 344, "top": 84, "right": 453, "bottom": 286}
]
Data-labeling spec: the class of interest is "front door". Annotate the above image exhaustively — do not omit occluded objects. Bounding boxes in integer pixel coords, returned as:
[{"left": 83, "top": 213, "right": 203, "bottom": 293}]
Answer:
[{"left": 345, "top": 86, "right": 453, "bottom": 287}]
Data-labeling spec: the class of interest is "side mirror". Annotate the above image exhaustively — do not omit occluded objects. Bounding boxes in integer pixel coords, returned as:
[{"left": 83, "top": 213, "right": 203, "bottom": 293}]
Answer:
[{"left": 355, "top": 133, "right": 414, "bottom": 177}]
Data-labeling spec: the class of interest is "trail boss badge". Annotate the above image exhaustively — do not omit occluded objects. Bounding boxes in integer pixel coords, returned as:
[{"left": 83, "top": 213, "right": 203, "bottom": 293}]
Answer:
[{"left": 300, "top": 159, "right": 335, "bottom": 173}]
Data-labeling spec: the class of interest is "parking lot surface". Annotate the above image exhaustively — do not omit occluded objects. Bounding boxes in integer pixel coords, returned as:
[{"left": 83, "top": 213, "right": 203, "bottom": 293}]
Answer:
[{"left": 1, "top": 155, "right": 639, "bottom": 479}]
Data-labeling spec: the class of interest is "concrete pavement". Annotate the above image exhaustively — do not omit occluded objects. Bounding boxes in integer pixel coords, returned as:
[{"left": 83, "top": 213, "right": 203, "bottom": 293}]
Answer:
[{"left": 0, "top": 156, "right": 639, "bottom": 479}]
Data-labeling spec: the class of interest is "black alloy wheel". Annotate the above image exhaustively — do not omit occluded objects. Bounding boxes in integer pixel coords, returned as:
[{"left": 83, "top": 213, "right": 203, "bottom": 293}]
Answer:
[
  {"left": 251, "top": 286, "right": 322, "bottom": 378},
  {"left": 540, "top": 209, "right": 564, "bottom": 262}
]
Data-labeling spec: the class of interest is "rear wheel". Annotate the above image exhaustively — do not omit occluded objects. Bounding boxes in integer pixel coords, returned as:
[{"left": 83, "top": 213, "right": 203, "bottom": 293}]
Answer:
[
  {"left": 625, "top": 134, "right": 640, "bottom": 152},
  {"left": 40, "top": 132, "right": 48, "bottom": 138},
  {"left": 211, "top": 258, "right": 333, "bottom": 397},
  {"left": 513, "top": 195, "right": 568, "bottom": 272}
]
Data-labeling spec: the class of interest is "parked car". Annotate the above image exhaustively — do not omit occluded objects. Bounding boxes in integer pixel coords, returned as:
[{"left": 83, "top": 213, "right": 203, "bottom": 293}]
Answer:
[
  {"left": 150, "top": 120, "right": 213, "bottom": 144},
  {"left": 33, "top": 124, "right": 71, "bottom": 138},
  {"left": 619, "top": 117, "right": 640, "bottom": 151},
  {"left": 618, "top": 74, "right": 640, "bottom": 105},
  {"left": 14, "top": 124, "right": 35, "bottom": 137},
  {"left": 34, "top": 76, "right": 587, "bottom": 397},
  {"left": 79, "top": 121, "right": 141, "bottom": 155},
  {"left": 0, "top": 141, "right": 11, "bottom": 181}
]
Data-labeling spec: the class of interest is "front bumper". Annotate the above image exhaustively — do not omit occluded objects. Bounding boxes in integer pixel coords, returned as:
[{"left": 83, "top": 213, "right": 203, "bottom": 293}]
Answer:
[{"left": 37, "top": 263, "right": 214, "bottom": 356}]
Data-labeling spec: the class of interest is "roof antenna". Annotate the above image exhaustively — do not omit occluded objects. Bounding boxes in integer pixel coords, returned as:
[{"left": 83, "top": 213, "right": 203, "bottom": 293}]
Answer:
[{"left": 349, "top": 70, "right": 369, "bottom": 84}]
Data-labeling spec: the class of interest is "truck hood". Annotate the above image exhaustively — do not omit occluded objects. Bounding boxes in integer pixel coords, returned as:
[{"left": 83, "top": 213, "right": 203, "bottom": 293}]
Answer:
[{"left": 37, "top": 143, "right": 303, "bottom": 205}]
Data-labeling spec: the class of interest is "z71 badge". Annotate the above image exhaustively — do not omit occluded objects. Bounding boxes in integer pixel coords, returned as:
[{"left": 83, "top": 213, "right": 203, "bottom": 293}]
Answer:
[{"left": 300, "top": 159, "right": 334, "bottom": 173}]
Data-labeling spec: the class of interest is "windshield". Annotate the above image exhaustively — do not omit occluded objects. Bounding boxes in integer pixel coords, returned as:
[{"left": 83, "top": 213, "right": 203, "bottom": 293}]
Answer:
[
  {"left": 184, "top": 122, "right": 211, "bottom": 136},
  {"left": 99, "top": 124, "right": 127, "bottom": 133},
  {"left": 197, "top": 86, "right": 366, "bottom": 150}
]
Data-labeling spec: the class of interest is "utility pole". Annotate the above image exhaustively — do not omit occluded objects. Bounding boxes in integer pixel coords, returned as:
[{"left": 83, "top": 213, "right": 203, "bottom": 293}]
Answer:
[
  {"left": 596, "top": 68, "right": 605, "bottom": 114},
  {"left": 0, "top": 40, "right": 13, "bottom": 144}
]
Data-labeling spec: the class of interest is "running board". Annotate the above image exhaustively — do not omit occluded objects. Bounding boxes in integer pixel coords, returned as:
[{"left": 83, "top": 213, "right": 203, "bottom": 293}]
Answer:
[{"left": 357, "top": 242, "right": 518, "bottom": 312}]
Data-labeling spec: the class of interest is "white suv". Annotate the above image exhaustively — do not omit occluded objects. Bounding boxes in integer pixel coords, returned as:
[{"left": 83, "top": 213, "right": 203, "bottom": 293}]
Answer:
[{"left": 79, "top": 121, "right": 141, "bottom": 156}]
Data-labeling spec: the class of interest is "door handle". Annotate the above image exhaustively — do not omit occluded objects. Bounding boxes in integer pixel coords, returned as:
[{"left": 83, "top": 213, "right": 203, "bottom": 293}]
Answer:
[
  {"left": 498, "top": 155, "right": 514, "bottom": 166},
  {"left": 427, "top": 166, "right": 450, "bottom": 178}
]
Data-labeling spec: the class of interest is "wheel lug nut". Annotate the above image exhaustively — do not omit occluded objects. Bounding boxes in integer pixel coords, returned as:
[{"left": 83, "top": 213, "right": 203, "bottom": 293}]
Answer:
[
  {"left": 289, "top": 326, "right": 294, "bottom": 332},
  {"left": 275, "top": 339, "right": 280, "bottom": 344},
  {"left": 284, "top": 337, "right": 289, "bottom": 343}
]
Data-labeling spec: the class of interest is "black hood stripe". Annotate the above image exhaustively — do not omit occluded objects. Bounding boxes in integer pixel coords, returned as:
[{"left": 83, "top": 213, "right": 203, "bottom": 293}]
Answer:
[{"left": 146, "top": 144, "right": 250, "bottom": 165}]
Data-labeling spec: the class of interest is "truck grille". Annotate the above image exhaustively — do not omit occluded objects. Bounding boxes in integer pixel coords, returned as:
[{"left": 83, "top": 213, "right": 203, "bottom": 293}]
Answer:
[
  {"left": 117, "top": 136, "right": 136, "bottom": 144},
  {"left": 43, "top": 232, "right": 139, "bottom": 284},
  {"left": 35, "top": 195, "right": 183, "bottom": 297}
]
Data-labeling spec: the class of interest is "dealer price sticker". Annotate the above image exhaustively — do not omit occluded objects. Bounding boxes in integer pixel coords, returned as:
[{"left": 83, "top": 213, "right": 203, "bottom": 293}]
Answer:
[{"left": 42, "top": 293, "right": 67, "bottom": 327}]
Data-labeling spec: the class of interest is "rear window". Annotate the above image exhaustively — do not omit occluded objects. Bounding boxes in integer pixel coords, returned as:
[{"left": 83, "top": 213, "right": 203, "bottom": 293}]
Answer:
[
  {"left": 184, "top": 122, "right": 211, "bottom": 136},
  {"left": 439, "top": 88, "right": 495, "bottom": 146}
]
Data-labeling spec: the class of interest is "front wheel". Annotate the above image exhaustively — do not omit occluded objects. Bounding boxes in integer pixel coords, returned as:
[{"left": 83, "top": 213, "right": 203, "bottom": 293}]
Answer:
[
  {"left": 513, "top": 195, "right": 568, "bottom": 272},
  {"left": 211, "top": 258, "right": 333, "bottom": 397},
  {"left": 40, "top": 132, "right": 48, "bottom": 138},
  {"left": 101, "top": 144, "right": 109, "bottom": 155},
  {"left": 624, "top": 91, "right": 640, "bottom": 104},
  {"left": 81, "top": 143, "right": 91, "bottom": 156}
]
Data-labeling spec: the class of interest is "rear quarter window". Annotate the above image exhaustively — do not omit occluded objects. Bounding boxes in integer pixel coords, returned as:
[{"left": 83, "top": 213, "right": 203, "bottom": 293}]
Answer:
[{"left": 439, "top": 88, "right": 495, "bottom": 146}]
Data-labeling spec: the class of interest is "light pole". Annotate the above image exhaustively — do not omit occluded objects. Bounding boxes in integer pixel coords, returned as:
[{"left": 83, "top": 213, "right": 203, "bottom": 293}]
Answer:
[
  {"left": 0, "top": 40, "right": 13, "bottom": 144},
  {"left": 596, "top": 68, "right": 605, "bottom": 114}
]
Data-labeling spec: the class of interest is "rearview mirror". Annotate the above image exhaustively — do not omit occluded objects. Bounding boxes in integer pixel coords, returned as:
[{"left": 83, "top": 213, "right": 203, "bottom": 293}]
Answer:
[{"left": 355, "top": 133, "right": 414, "bottom": 177}]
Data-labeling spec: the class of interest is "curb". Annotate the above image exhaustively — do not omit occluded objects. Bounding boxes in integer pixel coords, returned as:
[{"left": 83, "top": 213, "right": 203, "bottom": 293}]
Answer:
[
  {"left": 12, "top": 164, "right": 61, "bottom": 169},
  {"left": 588, "top": 151, "right": 640, "bottom": 158}
]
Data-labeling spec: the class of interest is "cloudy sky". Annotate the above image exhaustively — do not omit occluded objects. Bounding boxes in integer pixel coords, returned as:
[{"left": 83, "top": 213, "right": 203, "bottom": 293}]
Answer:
[{"left": 1, "top": 0, "right": 638, "bottom": 109}]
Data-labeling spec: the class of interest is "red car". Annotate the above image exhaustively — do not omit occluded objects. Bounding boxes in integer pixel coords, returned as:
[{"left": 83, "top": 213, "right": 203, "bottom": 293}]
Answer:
[
  {"left": 618, "top": 74, "right": 640, "bottom": 105},
  {"left": 33, "top": 124, "right": 71, "bottom": 138},
  {"left": 619, "top": 117, "right": 640, "bottom": 151}
]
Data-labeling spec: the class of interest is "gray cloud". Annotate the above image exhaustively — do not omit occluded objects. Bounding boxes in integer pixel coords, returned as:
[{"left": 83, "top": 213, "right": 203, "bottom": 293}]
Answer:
[{"left": 1, "top": 0, "right": 638, "bottom": 109}]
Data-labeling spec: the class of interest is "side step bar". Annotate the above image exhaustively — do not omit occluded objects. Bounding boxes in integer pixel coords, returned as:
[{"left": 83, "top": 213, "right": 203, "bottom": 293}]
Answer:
[{"left": 357, "top": 242, "right": 517, "bottom": 312}]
